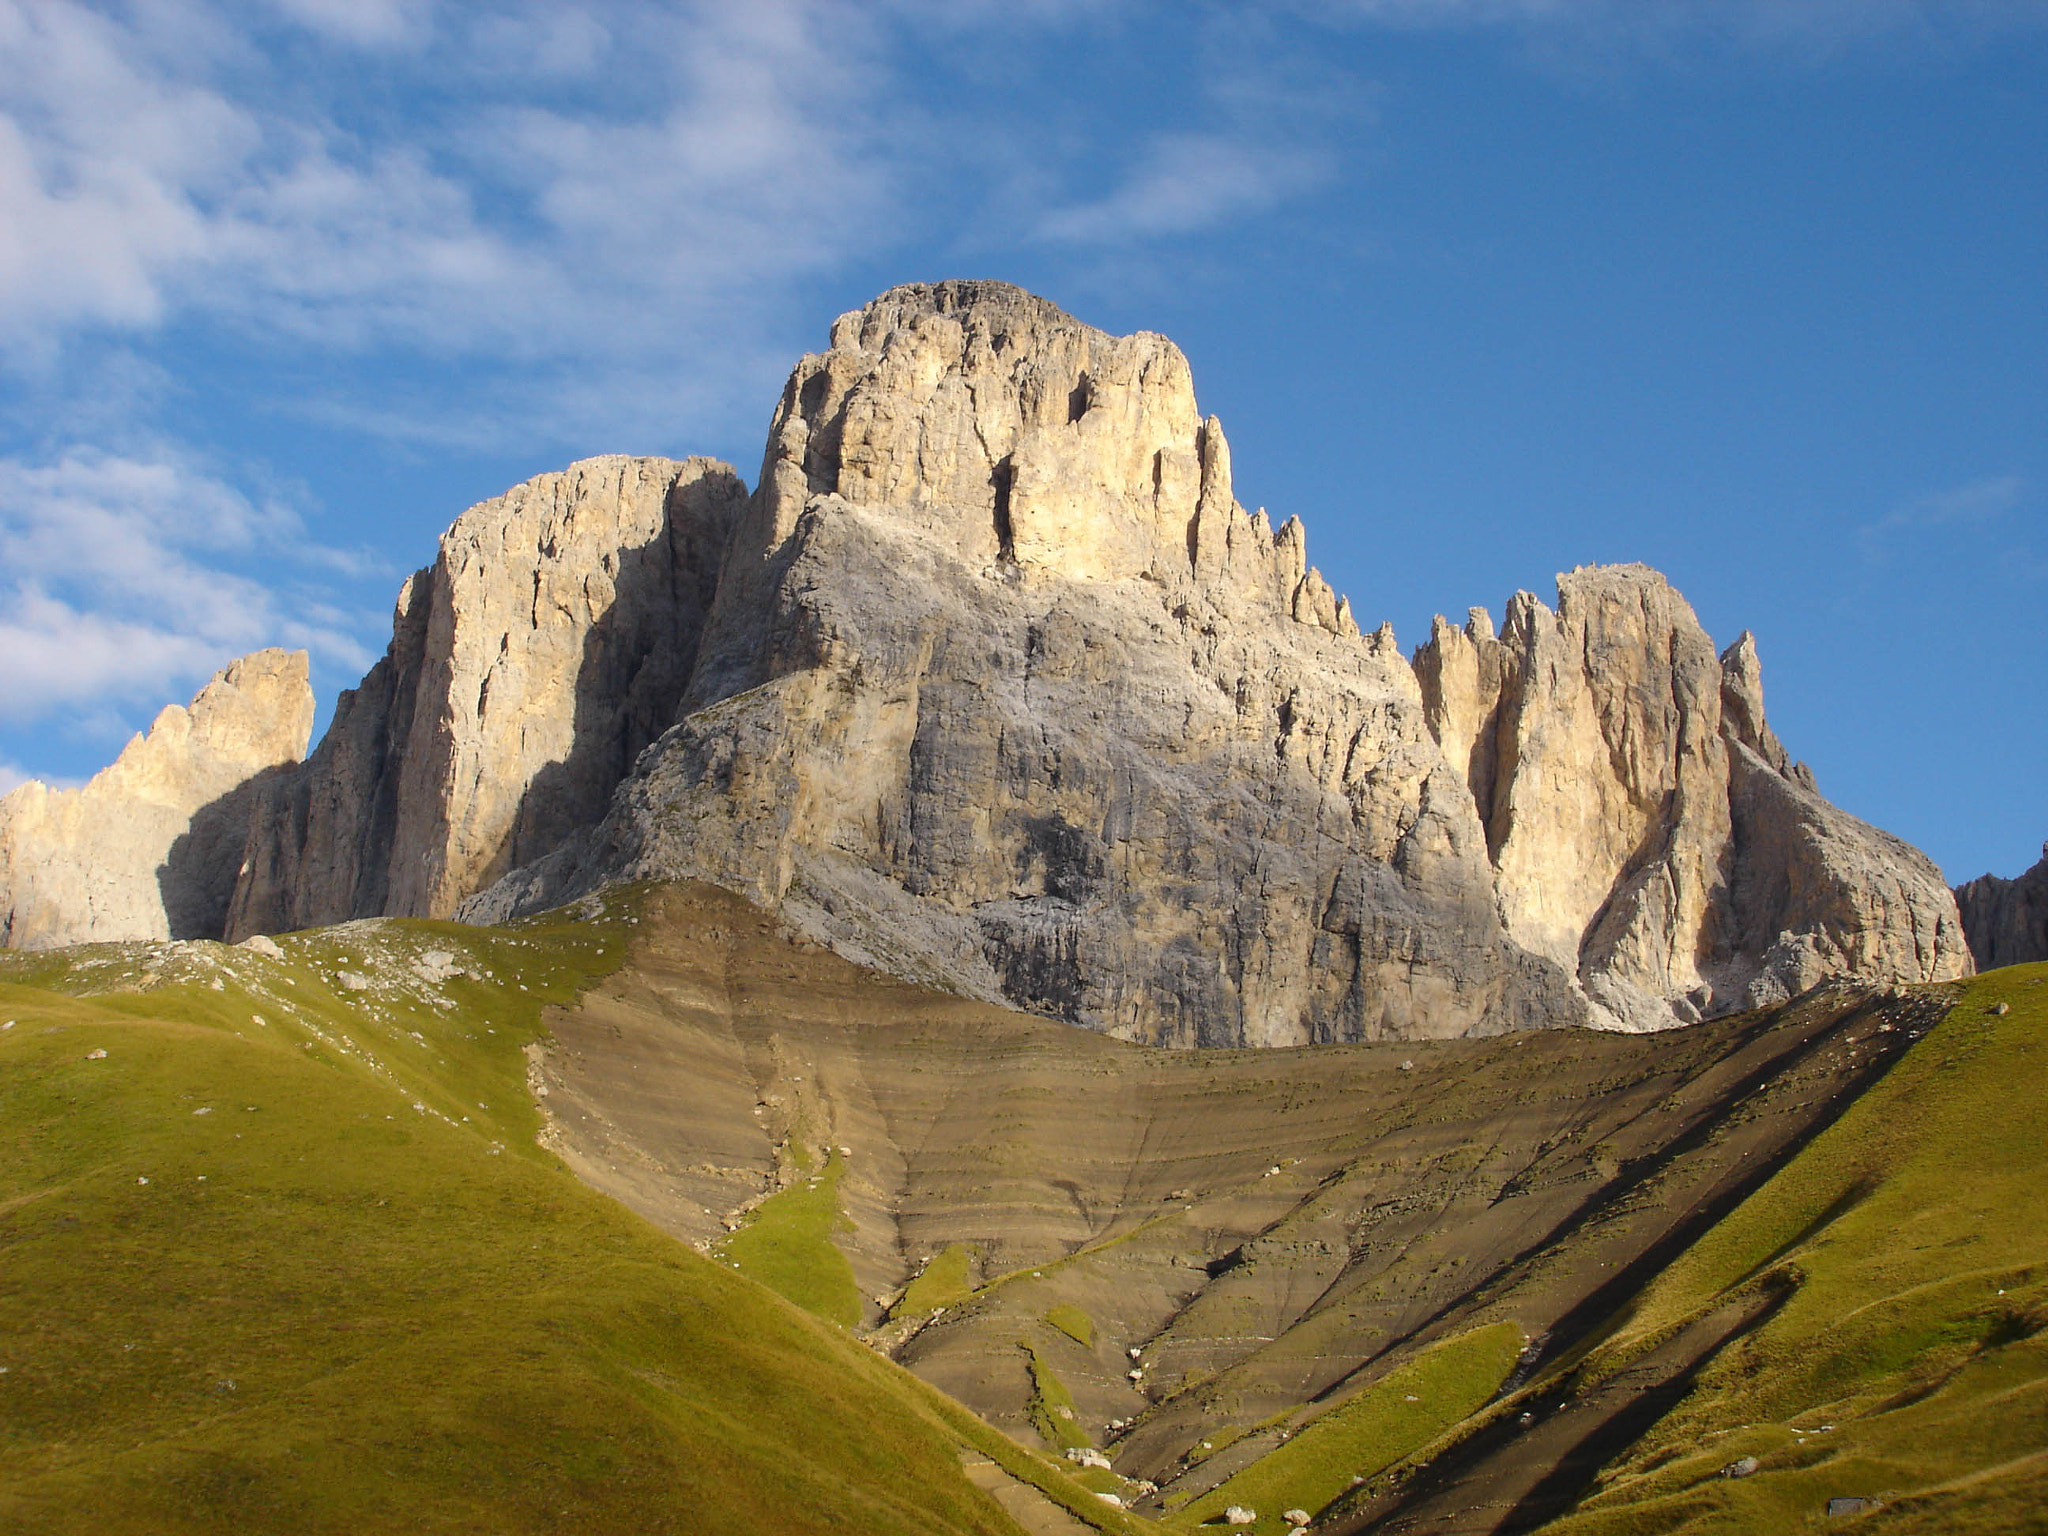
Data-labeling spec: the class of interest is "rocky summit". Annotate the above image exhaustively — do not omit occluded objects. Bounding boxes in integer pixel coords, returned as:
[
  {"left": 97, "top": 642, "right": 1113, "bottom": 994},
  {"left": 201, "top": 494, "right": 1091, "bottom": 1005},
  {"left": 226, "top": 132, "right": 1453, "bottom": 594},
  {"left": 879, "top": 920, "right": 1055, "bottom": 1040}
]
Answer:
[{"left": 0, "top": 282, "right": 1970, "bottom": 1041}]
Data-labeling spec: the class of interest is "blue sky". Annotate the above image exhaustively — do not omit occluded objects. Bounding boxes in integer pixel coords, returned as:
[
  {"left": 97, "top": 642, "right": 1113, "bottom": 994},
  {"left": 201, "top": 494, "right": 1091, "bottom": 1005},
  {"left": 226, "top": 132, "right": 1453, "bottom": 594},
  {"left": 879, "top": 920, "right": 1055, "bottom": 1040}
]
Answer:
[{"left": 1, "top": 0, "right": 2042, "bottom": 882}]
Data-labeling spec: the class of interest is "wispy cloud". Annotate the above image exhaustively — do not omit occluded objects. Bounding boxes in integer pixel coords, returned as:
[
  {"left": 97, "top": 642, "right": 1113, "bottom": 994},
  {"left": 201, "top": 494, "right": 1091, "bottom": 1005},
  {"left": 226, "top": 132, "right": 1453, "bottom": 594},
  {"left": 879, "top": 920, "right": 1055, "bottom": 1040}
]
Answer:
[
  {"left": 268, "top": 0, "right": 435, "bottom": 51},
  {"left": 1860, "top": 473, "right": 2027, "bottom": 548},
  {"left": 1299, "top": 0, "right": 2048, "bottom": 61},
  {"left": 1033, "top": 21, "right": 1361, "bottom": 250},
  {"left": 1038, "top": 130, "right": 1334, "bottom": 245},
  {"left": 0, "top": 447, "right": 380, "bottom": 722},
  {"left": 0, "top": 0, "right": 906, "bottom": 367}
]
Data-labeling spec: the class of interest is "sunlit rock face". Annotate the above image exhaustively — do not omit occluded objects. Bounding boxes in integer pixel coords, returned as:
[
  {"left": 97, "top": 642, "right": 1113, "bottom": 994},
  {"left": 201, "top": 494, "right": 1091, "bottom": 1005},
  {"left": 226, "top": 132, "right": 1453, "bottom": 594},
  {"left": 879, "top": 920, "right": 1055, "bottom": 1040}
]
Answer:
[
  {"left": 465, "top": 282, "right": 1967, "bottom": 1042},
  {"left": 14, "top": 282, "right": 1969, "bottom": 1039},
  {"left": 0, "top": 649, "right": 313, "bottom": 949},
  {"left": 225, "top": 454, "right": 747, "bottom": 936},
  {"left": 1415, "top": 569, "right": 1970, "bottom": 1029}
]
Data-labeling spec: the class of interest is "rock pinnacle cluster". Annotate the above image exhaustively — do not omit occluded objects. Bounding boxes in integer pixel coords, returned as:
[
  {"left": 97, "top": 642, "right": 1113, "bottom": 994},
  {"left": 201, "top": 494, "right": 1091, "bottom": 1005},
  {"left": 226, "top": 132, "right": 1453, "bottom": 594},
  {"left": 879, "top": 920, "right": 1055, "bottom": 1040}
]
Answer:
[{"left": 0, "top": 282, "right": 1974, "bottom": 1041}]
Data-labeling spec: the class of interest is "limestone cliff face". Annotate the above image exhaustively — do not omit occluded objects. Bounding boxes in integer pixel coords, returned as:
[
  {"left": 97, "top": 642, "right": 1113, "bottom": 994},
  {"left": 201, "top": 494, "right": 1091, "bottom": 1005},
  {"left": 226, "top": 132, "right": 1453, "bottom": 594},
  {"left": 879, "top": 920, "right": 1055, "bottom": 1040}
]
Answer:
[
  {"left": 463, "top": 282, "right": 1965, "bottom": 1042},
  {"left": 225, "top": 454, "right": 746, "bottom": 935},
  {"left": 1955, "top": 845, "right": 2048, "bottom": 970},
  {"left": 13, "top": 282, "right": 1973, "bottom": 1040},
  {"left": 1414, "top": 574, "right": 1970, "bottom": 1025},
  {"left": 470, "top": 283, "right": 1572, "bottom": 1045},
  {"left": 0, "top": 650, "right": 312, "bottom": 948}
]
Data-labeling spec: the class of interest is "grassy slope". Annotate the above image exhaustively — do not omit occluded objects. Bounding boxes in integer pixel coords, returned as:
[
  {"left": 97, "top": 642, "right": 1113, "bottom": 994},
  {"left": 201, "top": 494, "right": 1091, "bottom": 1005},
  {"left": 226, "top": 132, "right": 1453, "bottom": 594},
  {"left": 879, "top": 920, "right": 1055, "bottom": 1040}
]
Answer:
[
  {"left": 717, "top": 1147, "right": 863, "bottom": 1328},
  {"left": 1169, "top": 1322, "right": 1525, "bottom": 1534},
  {"left": 0, "top": 902, "right": 1148, "bottom": 1536},
  {"left": 898, "top": 1242, "right": 977, "bottom": 1318},
  {"left": 1539, "top": 965, "right": 2048, "bottom": 1535},
  {"left": 1048, "top": 1304, "right": 1096, "bottom": 1349}
]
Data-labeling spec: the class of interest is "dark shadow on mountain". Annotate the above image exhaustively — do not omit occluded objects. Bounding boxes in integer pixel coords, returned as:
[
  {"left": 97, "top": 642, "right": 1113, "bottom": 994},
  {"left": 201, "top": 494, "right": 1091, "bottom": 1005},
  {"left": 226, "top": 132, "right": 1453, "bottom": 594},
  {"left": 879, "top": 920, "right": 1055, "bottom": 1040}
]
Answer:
[
  {"left": 473, "top": 466, "right": 746, "bottom": 902},
  {"left": 159, "top": 761, "right": 300, "bottom": 940}
]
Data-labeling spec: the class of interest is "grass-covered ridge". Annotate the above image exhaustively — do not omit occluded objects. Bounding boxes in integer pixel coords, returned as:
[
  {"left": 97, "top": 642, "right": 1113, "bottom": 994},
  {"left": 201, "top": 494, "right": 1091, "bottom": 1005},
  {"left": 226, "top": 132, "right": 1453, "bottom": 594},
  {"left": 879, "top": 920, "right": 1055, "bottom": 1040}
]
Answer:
[
  {"left": 1534, "top": 964, "right": 2048, "bottom": 1534},
  {"left": 1168, "top": 1322, "right": 1525, "bottom": 1534},
  {"left": 0, "top": 896, "right": 1151, "bottom": 1536}
]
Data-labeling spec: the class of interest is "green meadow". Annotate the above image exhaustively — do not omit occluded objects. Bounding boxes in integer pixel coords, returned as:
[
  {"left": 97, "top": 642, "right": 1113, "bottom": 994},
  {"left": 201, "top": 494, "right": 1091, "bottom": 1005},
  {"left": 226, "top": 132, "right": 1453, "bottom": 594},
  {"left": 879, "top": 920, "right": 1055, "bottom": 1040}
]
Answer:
[
  {"left": 0, "top": 899, "right": 1147, "bottom": 1536},
  {"left": 1539, "top": 964, "right": 2048, "bottom": 1534}
]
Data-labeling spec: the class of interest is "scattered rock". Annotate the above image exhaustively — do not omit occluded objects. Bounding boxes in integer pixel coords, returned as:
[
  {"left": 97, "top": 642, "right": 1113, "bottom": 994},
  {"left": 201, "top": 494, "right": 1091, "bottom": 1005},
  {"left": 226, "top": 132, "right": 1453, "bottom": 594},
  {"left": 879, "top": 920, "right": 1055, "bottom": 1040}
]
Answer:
[
  {"left": 1225, "top": 1507, "right": 1257, "bottom": 1526},
  {"left": 1064, "top": 1448, "right": 1112, "bottom": 1470},
  {"left": 1826, "top": 1496, "right": 1881, "bottom": 1517},
  {"left": 1990, "top": 1001, "right": 2010, "bottom": 1016},
  {"left": 1096, "top": 1493, "right": 1122, "bottom": 1507},
  {"left": 1720, "top": 1456, "right": 1760, "bottom": 1479},
  {"left": 85, "top": 1048, "right": 107, "bottom": 1060},
  {"left": 335, "top": 970, "right": 372, "bottom": 992},
  {"left": 1283, "top": 1510, "right": 1311, "bottom": 1527},
  {"left": 239, "top": 934, "right": 285, "bottom": 959}
]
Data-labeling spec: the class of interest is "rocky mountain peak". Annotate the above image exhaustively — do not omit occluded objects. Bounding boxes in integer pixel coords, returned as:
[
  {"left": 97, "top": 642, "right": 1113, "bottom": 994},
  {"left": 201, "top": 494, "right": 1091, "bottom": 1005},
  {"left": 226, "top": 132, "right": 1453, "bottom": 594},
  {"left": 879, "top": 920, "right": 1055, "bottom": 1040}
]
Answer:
[
  {"left": 0, "top": 282, "right": 1976, "bottom": 1041},
  {"left": 753, "top": 279, "right": 1195, "bottom": 578},
  {"left": 750, "top": 279, "right": 1337, "bottom": 619}
]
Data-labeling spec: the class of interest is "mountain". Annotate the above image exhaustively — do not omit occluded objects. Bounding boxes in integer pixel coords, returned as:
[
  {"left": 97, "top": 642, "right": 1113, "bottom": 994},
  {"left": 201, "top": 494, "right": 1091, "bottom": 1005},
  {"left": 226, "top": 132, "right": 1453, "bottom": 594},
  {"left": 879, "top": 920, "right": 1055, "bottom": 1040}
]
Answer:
[
  {"left": 0, "top": 282, "right": 1970, "bottom": 1041},
  {"left": 0, "top": 650, "right": 311, "bottom": 949},
  {"left": 1954, "top": 842, "right": 2048, "bottom": 969}
]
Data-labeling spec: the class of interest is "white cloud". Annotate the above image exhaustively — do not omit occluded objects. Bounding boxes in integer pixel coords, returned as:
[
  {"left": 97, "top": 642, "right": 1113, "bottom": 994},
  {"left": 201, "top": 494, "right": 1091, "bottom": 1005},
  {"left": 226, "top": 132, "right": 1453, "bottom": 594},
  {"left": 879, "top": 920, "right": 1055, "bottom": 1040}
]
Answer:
[
  {"left": 0, "top": 448, "right": 379, "bottom": 721},
  {"left": 1860, "top": 474, "right": 2028, "bottom": 548},
  {"left": 269, "top": 0, "right": 434, "bottom": 50},
  {"left": 1038, "top": 130, "right": 1334, "bottom": 245},
  {"left": 0, "top": 1, "right": 872, "bottom": 363}
]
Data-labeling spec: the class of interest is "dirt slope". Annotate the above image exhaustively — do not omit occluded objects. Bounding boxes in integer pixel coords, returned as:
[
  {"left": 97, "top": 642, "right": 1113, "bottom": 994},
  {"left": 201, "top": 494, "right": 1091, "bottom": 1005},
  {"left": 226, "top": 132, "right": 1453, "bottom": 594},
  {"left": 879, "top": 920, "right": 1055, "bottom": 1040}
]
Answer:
[{"left": 535, "top": 883, "right": 1938, "bottom": 1526}]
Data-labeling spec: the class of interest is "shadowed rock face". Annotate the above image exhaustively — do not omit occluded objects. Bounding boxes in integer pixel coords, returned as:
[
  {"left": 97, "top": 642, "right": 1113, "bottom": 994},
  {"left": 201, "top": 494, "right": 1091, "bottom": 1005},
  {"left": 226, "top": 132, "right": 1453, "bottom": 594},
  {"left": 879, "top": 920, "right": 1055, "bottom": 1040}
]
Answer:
[
  {"left": 0, "top": 650, "right": 313, "bottom": 949},
  {"left": 1955, "top": 843, "right": 2048, "bottom": 969}
]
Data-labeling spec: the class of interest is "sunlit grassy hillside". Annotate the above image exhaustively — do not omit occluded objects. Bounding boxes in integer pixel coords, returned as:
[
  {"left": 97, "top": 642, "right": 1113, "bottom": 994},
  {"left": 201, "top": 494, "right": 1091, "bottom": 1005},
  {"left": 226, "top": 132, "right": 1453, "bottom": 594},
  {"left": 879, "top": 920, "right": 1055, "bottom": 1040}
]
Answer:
[
  {"left": 0, "top": 896, "right": 1146, "bottom": 1536},
  {"left": 1536, "top": 964, "right": 2048, "bottom": 1534}
]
